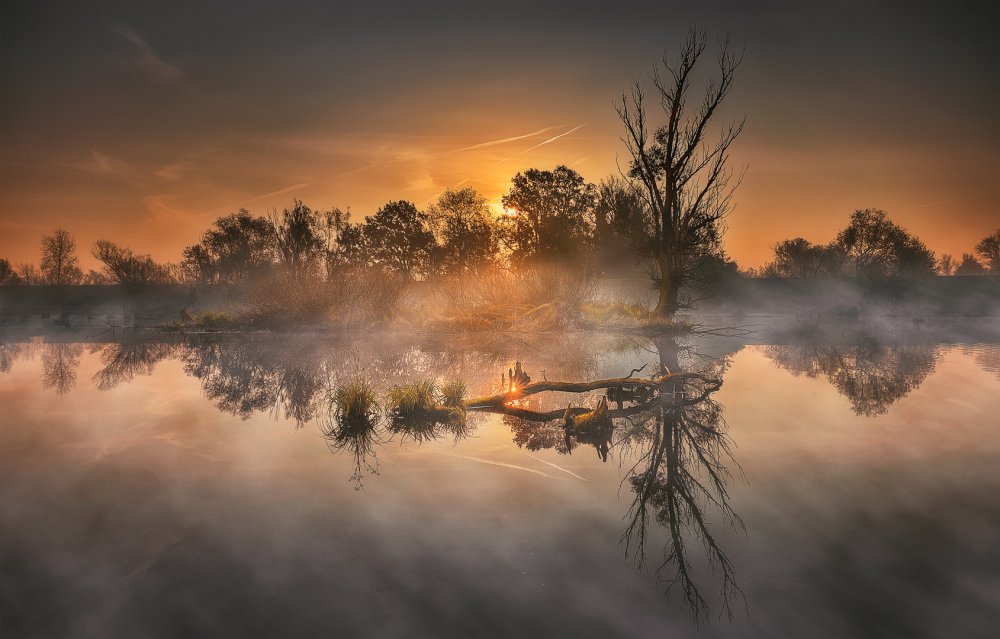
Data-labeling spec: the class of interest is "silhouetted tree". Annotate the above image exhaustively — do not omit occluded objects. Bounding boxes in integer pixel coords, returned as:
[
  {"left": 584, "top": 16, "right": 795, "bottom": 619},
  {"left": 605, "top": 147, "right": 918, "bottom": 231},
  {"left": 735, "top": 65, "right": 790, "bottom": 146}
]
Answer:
[
  {"left": 591, "top": 177, "right": 649, "bottom": 270},
  {"left": 498, "top": 165, "right": 596, "bottom": 263},
  {"left": 767, "top": 238, "right": 846, "bottom": 277},
  {"left": 317, "top": 207, "right": 352, "bottom": 277},
  {"left": 427, "top": 188, "right": 499, "bottom": 274},
  {"left": 270, "top": 199, "right": 324, "bottom": 279},
  {"left": 937, "top": 253, "right": 956, "bottom": 276},
  {"left": 92, "top": 240, "right": 175, "bottom": 284},
  {"left": 955, "top": 253, "right": 986, "bottom": 276},
  {"left": 39, "top": 229, "right": 82, "bottom": 285},
  {"left": 361, "top": 200, "right": 436, "bottom": 277},
  {"left": 974, "top": 229, "right": 1000, "bottom": 273},
  {"left": 182, "top": 210, "right": 276, "bottom": 283},
  {"left": 834, "top": 209, "right": 935, "bottom": 277},
  {"left": 617, "top": 29, "right": 744, "bottom": 317},
  {"left": 0, "top": 258, "right": 21, "bottom": 285},
  {"left": 15, "top": 263, "right": 43, "bottom": 284}
]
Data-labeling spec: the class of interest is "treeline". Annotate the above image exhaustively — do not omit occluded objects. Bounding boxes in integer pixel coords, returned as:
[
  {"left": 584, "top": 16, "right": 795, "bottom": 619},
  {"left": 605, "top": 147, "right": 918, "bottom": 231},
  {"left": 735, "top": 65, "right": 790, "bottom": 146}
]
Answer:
[
  {"left": 0, "top": 165, "right": 666, "bottom": 287},
  {"left": 1, "top": 170, "right": 997, "bottom": 289},
  {"left": 754, "top": 209, "right": 1000, "bottom": 278}
]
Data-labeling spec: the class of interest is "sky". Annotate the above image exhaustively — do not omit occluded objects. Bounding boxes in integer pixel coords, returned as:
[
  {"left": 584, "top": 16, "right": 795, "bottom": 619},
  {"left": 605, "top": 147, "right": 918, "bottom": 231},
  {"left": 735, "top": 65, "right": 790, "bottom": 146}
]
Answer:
[{"left": 1, "top": 0, "right": 997, "bottom": 269}]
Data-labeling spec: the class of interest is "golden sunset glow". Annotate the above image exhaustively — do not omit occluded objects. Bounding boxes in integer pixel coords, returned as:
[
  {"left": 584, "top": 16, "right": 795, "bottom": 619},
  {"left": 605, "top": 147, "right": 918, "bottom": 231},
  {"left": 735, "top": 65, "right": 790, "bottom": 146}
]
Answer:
[{"left": 0, "top": 2, "right": 996, "bottom": 272}]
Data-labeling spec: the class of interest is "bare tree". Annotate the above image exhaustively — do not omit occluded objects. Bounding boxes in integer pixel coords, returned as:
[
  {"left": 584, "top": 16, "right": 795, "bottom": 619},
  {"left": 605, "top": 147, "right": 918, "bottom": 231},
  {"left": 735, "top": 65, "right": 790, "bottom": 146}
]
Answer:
[
  {"left": 938, "top": 253, "right": 956, "bottom": 276},
  {"left": 39, "top": 229, "right": 82, "bottom": 285},
  {"left": 617, "top": 28, "right": 744, "bottom": 318},
  {"left": 92, "top": 240, "right": 175, "bottom": 284}
]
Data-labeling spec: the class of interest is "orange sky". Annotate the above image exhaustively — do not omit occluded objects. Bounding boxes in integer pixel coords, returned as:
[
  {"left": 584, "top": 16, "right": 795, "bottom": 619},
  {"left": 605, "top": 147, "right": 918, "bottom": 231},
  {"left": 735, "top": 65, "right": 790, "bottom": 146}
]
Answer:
[{"left": 1, "top": 1, "right": 997, "bottom": 270}]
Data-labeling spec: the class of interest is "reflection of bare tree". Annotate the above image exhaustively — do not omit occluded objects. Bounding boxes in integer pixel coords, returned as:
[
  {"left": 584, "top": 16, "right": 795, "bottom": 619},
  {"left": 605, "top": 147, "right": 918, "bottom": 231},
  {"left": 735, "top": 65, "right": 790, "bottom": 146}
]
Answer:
[
  {"left": 91, "top": 342, "right": 179, "bottom": 390},
  {"left": 969, "top": 345, "right": 1000, "bottom": 379},
  {"left": 0, "top": 342, "right": 22, "bottom": 373},
  {"left": 621, "top": 397, "right": 743, "bottom": 622},
  {"left": 41, "top": 343, "right": 83, "bottom": 395},
  {"left": 476, "top": 337, "right": 742, "bottom": 621},
  {"left": 763, "top": 344, "right": 938, "bottom": 416},
  {"left": 181, "top": 338, "right": 327, "bottom": 426}
]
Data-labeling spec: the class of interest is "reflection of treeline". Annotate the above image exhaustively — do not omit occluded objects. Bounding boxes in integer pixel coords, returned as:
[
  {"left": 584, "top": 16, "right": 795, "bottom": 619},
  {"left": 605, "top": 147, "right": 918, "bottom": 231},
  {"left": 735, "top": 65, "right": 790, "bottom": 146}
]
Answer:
[{"left": 763, "top": 343, "right": 939, "bottom": 416}]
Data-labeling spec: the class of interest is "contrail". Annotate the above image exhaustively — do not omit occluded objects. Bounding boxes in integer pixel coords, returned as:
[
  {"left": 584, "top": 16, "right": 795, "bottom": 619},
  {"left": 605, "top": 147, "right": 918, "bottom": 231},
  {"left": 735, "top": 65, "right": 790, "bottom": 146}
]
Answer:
[
  {"left": 242, "top": 182, "right": 310, "bottom": 204},
  {"left": 497, "top": 123, "right": 587, "bottom": 164},
  {"left": 454, "top": 126, "right": 561, "bottom": 152},
  {"left": 912, "top": 195, "right": 975, "bottom": 210},
  {"left": 524, "top": 453, "right": 587, "bottom": 481},
  {"left": 454, "top": 455, "right": 558, "bottom": 479}
]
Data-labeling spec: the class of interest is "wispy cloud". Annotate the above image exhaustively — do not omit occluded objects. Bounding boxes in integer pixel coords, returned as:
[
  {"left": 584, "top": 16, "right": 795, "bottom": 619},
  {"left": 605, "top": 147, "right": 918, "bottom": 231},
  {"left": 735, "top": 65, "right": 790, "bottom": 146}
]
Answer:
[
  {"left": 911, "top": 195, "right": 975, "bottom": 210},
  {"left": 497, "top": 124, "right": 587, "bottom": 164},
  {"left": 115, "top": 25, "right": 185, "bottom": 82},
  {"left": 241, "top": 183, "right": 311, "bottom": 206},
  {"left": 454, "top": 126, "right": 561, "bottom": 152}
]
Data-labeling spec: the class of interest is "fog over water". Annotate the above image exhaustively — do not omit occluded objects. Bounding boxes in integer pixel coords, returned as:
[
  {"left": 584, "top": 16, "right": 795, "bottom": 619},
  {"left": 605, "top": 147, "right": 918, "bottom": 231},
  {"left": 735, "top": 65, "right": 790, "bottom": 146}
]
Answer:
[{"left": 1, "top": 324, "right": 999, "bottom": 638}]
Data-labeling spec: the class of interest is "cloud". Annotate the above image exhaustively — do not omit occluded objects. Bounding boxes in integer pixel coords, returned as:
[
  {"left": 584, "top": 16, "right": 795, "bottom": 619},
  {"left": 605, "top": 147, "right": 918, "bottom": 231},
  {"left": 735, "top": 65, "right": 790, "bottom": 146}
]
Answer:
[
  {"left": 497, "top": 124, "right": 587, "bottom": 164},
  {"left": 453, "top": 126, "right": 561, "bottom": 152},
  {"left": 114, "top": 25, "right": 185, "bottom": 82},
  {"left": 241, "top": 183, "right": 311, "bottom": 206}
]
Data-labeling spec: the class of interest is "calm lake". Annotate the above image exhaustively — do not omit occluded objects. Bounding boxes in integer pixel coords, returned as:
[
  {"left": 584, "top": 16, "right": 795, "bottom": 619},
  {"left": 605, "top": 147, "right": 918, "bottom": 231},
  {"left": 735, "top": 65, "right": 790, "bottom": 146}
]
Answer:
[{"left": 1, "top": 323, "right": 999, "bottom": 638}]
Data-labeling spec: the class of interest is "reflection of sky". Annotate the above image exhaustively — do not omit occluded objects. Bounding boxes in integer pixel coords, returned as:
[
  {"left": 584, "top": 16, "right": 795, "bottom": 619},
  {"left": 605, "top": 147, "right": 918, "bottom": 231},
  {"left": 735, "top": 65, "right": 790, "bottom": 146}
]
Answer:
[{"left": 0, "top": 342, "right": 999, "bottom": 636}]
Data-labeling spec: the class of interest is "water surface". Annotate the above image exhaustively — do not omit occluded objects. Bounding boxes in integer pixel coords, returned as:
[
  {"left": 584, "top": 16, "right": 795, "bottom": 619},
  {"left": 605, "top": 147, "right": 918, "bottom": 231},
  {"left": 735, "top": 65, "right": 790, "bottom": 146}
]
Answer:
[{"left": 1, "top": 326, "right": 998, "bottom": 638}]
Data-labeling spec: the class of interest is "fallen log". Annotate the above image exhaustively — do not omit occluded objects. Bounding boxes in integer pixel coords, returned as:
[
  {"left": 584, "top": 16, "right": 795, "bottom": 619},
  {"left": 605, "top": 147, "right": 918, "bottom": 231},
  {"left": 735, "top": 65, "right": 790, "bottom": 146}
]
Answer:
[{"left": 464, "top": 371, "right": 720, "bottom": 409}]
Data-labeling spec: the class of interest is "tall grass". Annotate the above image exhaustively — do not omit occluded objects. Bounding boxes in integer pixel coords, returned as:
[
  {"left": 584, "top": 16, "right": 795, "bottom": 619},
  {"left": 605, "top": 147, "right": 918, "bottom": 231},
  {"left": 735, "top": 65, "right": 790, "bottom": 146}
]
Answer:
[
  {"left": 427, "top": 264, "right": 597, "bottom": 331},
  {"left": 239, "top": 267, "right": 407, "bottom": 328}
]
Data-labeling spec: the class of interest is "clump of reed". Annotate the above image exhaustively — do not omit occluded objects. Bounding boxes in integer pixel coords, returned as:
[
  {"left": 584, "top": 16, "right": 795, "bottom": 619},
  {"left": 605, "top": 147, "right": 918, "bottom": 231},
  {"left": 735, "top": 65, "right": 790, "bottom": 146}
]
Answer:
[
  {"left": 438, "top": 379, "right": 467, "bottom": 408},
  {"left": 387, "top": 380, "right": 438, "bottom": 417},
  {"left": 386, "top": 379, "right": 468, "bottom": 443},
  {"left": 332, "top": 375, "right": 381, "bottom": 425},
  {"left": 318, "top": 375, "right": 383, "bottom": 490}
]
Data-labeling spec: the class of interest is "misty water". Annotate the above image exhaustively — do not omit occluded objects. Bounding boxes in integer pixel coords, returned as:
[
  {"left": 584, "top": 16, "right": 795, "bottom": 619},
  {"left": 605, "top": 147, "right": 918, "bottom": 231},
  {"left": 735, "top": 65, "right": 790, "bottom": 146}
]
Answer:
[{"left": 1, "top": 323, "right": 999, "bottom": 638}]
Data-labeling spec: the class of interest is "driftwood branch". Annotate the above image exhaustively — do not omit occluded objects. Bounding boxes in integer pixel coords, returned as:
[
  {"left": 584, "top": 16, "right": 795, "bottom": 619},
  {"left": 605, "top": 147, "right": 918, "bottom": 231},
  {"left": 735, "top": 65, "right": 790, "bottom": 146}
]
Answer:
[{"left": 464, "top": 371, "right": 720, "bottom": 409}]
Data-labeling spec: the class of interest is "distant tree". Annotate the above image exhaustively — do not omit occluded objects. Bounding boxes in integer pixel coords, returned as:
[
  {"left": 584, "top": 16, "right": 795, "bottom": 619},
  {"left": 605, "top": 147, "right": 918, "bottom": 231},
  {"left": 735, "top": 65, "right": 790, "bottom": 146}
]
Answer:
[
  {"left": 498, "top": 165, "right": 596, "bottom": 263},
  {"left": 333, "top": 222, "right": 369, "bottom": 270},
  {"left": 270, "top": 200, "right": 324, "bottom": 279},
  {"left": 39, "top": 229, "right": 82, "bottom": 285},
  {"left": 0, "top": 258, "right": 21, "bottom": 285},
  {"left": 955, "top": 253, "right": 987, "bottom": 276},
  {"left": 182, "top": 210, "right": 276, "bottom": 283},
  {"left": 975, "top": 229, "right": 1000, "bottom": 273},
  {"left": 768, "top": 238, "right": 846, "bottom": 277},
  {"left": 617, "top": 29, "right": 744, "bottom": 317},
  {"left": 595, "top": 177, "right": 649, "bottom": 241},
  {"left": 15, "top": 263, "right": 43, "bottom": 285},
  {"left": 361, "top": 200, "right": 436, "bottom": 277},
  {"left": 317, "top": 207, "right": 352, "bottom": 277},
  {"left": 834, "top": 209, "right": 936, "bottom": 277},
  {"left": 937, "top": 253, "right": 956, "bottom": 276},
  {"left": 426, "top": 188, "right": 498, "bottom": 274},
  {"left": 92, "top": 240, "right": 175, "bottom": 284}
]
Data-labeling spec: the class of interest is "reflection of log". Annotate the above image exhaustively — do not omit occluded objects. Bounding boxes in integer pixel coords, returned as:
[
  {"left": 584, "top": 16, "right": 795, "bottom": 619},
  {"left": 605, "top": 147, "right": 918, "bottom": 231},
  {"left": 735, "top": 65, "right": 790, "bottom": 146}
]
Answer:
[
  {"left": 464, "top": 372, "right": 723, "bottom": 423},
  {"left": 465, "top": 371, "right": 719, "bottom": 409}
]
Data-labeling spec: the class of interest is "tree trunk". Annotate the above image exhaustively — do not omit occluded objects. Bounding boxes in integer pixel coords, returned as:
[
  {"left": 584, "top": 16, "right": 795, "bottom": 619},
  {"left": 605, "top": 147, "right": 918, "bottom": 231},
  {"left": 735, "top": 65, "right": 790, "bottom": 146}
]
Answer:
[{"left": 652, "top": 253, "right": 680, "bottom": 318}]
